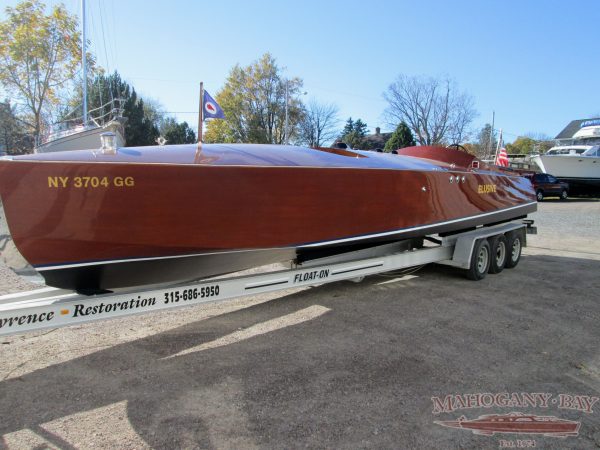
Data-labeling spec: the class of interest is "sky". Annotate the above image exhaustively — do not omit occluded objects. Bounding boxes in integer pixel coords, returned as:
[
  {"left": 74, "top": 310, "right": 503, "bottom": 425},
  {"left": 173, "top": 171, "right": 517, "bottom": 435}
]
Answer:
[{"left": 1, "top": 0, "right": 599, "bottom": 142}]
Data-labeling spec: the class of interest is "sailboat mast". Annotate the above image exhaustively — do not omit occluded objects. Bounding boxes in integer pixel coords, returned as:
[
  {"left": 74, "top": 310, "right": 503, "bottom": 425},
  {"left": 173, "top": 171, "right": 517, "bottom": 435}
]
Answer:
[{"left": 81, "top": 0, "right": 88, "bottom": 126}]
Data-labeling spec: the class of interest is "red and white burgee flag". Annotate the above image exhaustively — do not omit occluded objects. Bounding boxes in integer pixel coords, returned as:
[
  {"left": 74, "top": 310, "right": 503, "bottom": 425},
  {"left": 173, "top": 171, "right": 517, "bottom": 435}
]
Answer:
[{"left": 496, "top": 148, "right": 509, "bottom": 167}]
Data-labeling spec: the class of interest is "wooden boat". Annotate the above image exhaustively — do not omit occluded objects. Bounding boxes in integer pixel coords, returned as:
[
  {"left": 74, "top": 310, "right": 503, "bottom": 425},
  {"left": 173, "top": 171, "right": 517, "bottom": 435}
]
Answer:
[
  {"left": 0, "top": 143, "right": 536, "bottom": 292},
  {"left": 435, "top": 412, "right": 580, "bottom": 437}
]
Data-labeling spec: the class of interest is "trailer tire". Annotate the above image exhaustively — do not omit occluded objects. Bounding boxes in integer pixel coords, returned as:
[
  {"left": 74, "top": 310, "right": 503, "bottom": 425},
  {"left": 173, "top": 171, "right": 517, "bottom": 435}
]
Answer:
[
  {"left": 466, "top": 239, "right": 491, "bottom": 281},
  {"left": 505, "top": 230, "right": 523, "bottom": 269},
  {"left": 488, "top": 235, "right": 507, "bottom": 274}
]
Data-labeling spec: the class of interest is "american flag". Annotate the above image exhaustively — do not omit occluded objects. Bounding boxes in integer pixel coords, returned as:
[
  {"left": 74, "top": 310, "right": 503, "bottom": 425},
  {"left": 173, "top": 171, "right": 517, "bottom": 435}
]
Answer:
[{"left": 496, "top": 148, "right": 509, "bottom": 167}]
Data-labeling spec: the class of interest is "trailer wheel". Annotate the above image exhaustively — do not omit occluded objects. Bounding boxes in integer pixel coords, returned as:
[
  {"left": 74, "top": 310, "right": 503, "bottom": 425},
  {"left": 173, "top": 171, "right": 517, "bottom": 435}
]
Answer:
[
  {"left": 505, "top": 230, "right": 523, "bottom": 269},
  {"left": 488, "top": 235, "right": 507, "bottom": 274},
  {"left": 466, "top": 239, "right": 491, "bottom": 280}
]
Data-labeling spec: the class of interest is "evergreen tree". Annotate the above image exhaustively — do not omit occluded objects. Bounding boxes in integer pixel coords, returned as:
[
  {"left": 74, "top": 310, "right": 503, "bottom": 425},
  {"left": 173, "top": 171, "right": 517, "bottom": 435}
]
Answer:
[
  {"left": 339, "top": 117, "right": 369, "bottom": 148},
  {"left": 384, "top": 121, "right": 415, "bottom": 152},
  {"left": 125, "top": 92, "right": 159, "bottom": 146},
  {"left": 160, "top": 118, "right": 196, "bottom": 144},
  {"left": 354, "top": 119, "right": 368, "bottom": 137},
  {"left": 341, "top": 118, "right": 355, "bottom": 136}
]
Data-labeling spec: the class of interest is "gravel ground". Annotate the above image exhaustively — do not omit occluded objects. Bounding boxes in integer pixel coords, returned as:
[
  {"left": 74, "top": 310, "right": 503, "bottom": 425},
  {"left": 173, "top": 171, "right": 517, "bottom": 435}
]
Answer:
[{"left": 0, "top": 198, "right": 599, "bottom": 449}]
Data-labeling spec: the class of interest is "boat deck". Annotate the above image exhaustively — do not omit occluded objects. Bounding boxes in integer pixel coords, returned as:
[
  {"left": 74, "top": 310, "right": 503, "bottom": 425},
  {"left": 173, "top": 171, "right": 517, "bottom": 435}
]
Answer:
[{"left": 14, "top": 143, "right": 506, "bottom": 174}]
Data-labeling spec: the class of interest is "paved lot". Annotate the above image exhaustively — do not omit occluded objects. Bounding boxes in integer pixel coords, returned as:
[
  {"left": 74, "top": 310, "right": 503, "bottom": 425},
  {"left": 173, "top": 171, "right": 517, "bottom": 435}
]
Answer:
[{"left": 0, "top": 199, "right": 599, "bottom": 449}]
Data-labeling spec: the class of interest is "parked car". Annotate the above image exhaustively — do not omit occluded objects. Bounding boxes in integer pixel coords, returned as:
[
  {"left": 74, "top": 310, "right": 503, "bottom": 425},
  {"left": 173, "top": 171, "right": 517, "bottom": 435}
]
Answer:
[{"left": 524, "top": 173, "right": 569, "bottom": 201}]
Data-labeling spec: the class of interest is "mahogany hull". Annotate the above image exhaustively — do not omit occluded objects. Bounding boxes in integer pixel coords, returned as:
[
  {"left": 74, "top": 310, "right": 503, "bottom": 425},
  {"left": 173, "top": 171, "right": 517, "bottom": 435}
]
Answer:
[{"left": 0, "top": 144, "right": 536, "bottom": 291}]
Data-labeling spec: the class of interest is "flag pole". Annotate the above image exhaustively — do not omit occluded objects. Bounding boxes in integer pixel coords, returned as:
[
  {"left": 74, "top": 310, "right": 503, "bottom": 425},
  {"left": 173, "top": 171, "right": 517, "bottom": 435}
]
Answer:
[
  {"left": 488, "top": 111, "right": 495, "bottom": 160},
  {"left": 198, "top": 82, "right": 204, "bottom": 144},
  {"left": 494, "top": 128, "right": 503, "bottom": 163}
]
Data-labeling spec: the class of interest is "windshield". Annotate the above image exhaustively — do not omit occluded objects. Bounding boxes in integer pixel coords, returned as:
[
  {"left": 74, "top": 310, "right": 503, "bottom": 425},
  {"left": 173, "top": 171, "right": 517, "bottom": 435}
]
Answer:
[{"left": 547, "top": 147, "right": 587, "bottom": 155}]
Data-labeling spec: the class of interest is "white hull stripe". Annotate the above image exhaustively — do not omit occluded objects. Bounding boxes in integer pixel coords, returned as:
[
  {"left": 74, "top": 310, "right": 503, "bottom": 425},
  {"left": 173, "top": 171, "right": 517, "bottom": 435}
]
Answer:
[
  {"left": 36, "top": 201, "right": 536, "bottom": 271},
  {"left": 36, "top": 247, "right": 286, "bottom": 271}
]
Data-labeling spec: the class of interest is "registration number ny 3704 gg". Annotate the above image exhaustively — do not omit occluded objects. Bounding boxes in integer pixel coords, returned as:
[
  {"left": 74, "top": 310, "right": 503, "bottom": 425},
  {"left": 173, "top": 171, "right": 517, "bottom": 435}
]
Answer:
[{"left": 48, "top": 176, "right": 135, "bottom": 188}]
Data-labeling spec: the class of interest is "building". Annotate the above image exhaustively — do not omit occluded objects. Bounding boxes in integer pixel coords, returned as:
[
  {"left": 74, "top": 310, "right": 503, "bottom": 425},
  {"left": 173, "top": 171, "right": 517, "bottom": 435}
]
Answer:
[{"left": 361, "top": 127, "right": 392, "bottom": 150}]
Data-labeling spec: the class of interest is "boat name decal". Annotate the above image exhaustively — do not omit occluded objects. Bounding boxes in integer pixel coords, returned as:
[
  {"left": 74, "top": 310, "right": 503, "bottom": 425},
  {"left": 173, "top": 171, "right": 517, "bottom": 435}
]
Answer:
[
  {"left": 47, "top": 176, "right": 135, "bottom": 188},
  {"left": 477, "top": 184, "right": 497, "bottom": 194}
]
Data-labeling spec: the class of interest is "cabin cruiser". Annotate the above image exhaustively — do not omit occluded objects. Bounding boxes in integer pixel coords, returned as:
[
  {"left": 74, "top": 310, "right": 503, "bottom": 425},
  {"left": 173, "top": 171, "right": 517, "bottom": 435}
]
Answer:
[
  {"left": 532, "top": 145, "right": 600, "bottom": 195},
  {"left": 532, "top": 118, "right": 600, "bottom": 195}
]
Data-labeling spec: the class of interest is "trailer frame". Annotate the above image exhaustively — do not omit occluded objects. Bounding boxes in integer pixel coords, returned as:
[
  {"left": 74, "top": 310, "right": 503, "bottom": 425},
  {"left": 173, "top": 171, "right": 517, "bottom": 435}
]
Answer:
[{"left": 0, "top": 220, "right": 535, "bottom": 336}]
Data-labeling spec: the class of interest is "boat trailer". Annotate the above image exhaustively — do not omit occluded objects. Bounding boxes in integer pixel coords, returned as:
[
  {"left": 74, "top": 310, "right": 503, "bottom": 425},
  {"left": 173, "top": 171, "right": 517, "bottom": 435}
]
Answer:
[{"left": 0, "top": 221, "right": 535, "bottom": 336}]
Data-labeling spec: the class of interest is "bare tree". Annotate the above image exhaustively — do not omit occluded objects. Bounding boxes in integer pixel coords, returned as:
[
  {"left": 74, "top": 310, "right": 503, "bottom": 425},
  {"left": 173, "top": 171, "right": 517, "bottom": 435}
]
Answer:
[
  {"left": 383, "top": 75, "right": 477, "bottom": 146},
  {"left": 297, "top": 99, "right": 339, "bottom": 147}
]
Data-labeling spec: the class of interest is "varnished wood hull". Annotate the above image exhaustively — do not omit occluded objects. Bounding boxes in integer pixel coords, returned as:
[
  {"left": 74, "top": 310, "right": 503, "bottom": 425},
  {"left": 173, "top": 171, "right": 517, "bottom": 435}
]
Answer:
[{"left": 0, "top": 144, "right": 536, "bottom": 291}]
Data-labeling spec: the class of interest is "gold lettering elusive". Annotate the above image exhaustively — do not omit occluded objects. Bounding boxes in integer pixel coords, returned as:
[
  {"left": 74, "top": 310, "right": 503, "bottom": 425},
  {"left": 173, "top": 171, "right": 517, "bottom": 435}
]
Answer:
[{"left": 477, "top": 184, "right": 497, "bottom": 194}]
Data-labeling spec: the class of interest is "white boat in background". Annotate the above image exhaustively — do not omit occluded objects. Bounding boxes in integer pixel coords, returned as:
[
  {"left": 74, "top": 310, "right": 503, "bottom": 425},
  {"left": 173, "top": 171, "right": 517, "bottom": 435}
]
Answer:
[
  {"left": 35, "top": 0, "right": 126, "bottom": 153},
  {"left": 36, "top": 99, "right": 126, "bottom": 153},
  {"left": 532, "top": 145, "right": 599, "bottom": 194},
  {"left": 532, "top": 119, "right": 600, "bottom": 196}
]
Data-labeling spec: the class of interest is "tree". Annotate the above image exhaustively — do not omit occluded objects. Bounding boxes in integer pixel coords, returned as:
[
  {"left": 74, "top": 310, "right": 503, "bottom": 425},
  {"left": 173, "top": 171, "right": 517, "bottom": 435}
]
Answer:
[
  {"left": 341, "top": 117, "right": 356, "bottom": 137},
  {"left": 142, "top": 97, "right": 166, "bottom": 129},
  {"left": 384, "top": 121, "right": 415, "bottom": 152},
  {"left": 124, "top": 91, "right": 159, "bottom": 146},
  {"left": 505, "top": 135, "right": 552, "bottom": 155},
  {"left": 0, "top": 99, "right": 33, "bottom": 154},
  {"left": 505, "top": 136, "right": 534, "bottom": 155},
  {"left": 383, "top": 74, "right": 477, "bottom": 145},
  {"left": 204, "top": 53, "right": 304, "bottom": 144},
  {"left": 0, "top": 0, "right": 83, "bottom": 141},
  {"left": 339, "top": 117, "right": 369, "bottom": 148},
  {"left": 298, "top": 99, "right": 339, "bottom": 147},
  {"left": 160, "top": 117, "right": 196, "bottom": 144},
  {"left": 474, "top": 123, "right": 497, "bottom": 158}
]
